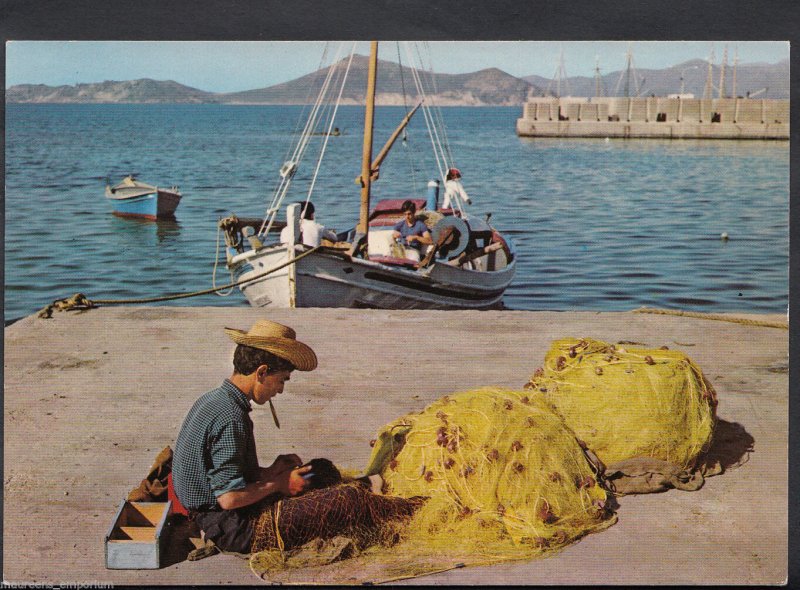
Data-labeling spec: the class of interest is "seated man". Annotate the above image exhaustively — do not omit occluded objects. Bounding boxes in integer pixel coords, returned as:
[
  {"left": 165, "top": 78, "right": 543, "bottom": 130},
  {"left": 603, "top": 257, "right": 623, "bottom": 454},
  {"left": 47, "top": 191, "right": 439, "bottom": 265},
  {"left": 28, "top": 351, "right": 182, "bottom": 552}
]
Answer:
[
  {"left": 280, "top": 200, "right": 338, "bottom": 247},
  {"left": 172, "top": 319, "right": 318, "bottom": 554},
  {"left": 391, "top": 200, "right": 432, "bottom": 262}
]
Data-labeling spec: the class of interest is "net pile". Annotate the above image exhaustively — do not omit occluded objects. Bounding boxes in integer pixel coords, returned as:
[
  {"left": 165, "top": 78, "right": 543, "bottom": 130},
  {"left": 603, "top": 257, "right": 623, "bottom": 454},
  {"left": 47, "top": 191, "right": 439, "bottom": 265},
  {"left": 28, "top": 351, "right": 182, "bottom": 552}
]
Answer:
[
  {"left": 416, "top": 210, "right": 444, "bottom": 229},
  {"left": 525, "top": 338, "right": 718, "bottom": 469},
  {"left": 250, "top": 482, "right": 425, "bottom": 553},
  {"left": 362, "top": 387, "right": 617, "bottom": 567},
  {"left": 249, "top": 341, "right": 720, "bottom": 583},
  {"left": 250, "top": 387, "right": 617, "bottom": 582}
]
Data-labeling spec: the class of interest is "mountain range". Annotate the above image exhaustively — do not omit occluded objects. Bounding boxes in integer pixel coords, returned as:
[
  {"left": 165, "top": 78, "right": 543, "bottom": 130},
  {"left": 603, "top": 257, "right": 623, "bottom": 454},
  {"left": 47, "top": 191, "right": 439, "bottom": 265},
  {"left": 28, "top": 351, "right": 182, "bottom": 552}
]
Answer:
[
  {"left": 6, "top": 56, "right": 788, "bottom": 105},
  {"left": 523, "top": 58, "right": 789, "bottom": 100}
]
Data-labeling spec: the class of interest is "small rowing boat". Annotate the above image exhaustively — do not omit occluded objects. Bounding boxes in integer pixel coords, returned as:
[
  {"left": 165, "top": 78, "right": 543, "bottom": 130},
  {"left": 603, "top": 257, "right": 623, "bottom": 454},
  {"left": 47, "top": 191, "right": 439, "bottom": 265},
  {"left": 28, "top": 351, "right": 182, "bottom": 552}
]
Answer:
[{"left": 105, "top": 175, "right": 182, "bottom": 220}]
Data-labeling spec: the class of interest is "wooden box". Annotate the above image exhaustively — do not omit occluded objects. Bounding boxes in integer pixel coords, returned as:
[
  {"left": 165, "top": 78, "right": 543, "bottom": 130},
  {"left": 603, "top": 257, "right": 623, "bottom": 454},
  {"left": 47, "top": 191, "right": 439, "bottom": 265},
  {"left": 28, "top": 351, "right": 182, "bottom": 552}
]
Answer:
[{"left": 105, "top": 500, "right": 172, "bottom": 569}]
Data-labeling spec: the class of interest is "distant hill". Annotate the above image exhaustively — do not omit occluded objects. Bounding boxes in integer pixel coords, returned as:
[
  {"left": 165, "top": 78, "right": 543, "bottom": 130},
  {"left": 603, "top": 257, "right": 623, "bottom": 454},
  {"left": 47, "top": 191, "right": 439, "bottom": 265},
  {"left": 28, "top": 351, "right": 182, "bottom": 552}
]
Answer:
[
  {"left": 6, "top": 56, "right": 788, "bottom": 104},
  {"left": 522, "top": 58, "right": 789, "bottom": 99},
  {"left": 224, "top": 55, "right": 539, "bottom": 106},
  {"left": 6, "top": 79, "right": 222, "bottom": 104},
  {"left": 6, "top": 56, "right": 540, "bottom": 106}
]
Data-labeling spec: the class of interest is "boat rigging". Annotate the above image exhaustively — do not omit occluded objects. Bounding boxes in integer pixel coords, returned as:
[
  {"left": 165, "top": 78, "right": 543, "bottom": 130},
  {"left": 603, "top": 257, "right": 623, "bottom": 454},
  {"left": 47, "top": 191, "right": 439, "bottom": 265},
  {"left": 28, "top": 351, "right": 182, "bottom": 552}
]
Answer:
[{"left": 216, "top": 41, "right": 516, "bottom": 310}]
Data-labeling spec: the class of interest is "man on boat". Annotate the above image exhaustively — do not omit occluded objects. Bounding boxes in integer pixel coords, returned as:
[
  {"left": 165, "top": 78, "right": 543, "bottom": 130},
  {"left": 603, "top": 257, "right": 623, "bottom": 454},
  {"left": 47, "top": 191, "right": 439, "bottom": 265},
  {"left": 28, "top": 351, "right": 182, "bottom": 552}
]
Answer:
[
  {"left": 391, "top": 200, "right": 433, "bottom": 262},
  {"left": 172, "top": 320, "right": 317, "bottom": 554},
  {"left": 442, "top": 168, "right": 472, "bottom": 210},
  {"left": 280, "top": 200, "right": 338, "bottom": 247}
]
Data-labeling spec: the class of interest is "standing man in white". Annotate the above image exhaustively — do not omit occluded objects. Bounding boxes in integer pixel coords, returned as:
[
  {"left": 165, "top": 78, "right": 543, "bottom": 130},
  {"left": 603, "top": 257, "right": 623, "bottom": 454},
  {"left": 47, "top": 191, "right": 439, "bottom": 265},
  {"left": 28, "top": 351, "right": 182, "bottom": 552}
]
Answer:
[{"left": 441, "top": 168, "right": 472, "bottom": 210}]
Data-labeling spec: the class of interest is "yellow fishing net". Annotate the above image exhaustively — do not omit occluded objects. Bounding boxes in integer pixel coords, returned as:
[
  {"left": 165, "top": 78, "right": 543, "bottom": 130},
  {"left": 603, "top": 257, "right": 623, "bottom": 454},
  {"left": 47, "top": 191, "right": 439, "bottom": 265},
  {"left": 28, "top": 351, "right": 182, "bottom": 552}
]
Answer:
[
  {"left": 525, "top": 338, "right": 718, "bottom": 468},
  {"left": 250, "top": 341, "right": 718, "bottom": 583},
  {"left": 250, "top": 387, "right": 617, "bottom": 584},
  {"left": 362, "top": 387, "right": 616, "bottom": 566}
]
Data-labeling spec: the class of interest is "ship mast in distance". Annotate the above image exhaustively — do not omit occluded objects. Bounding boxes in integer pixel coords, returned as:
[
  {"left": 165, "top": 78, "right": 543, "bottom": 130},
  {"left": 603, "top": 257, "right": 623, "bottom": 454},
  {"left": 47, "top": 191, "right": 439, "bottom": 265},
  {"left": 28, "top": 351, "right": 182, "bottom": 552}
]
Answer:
[
  {"left": 719, "top": 44, "right": 728, "bottom": 98},
  {"left": 614, "top": 44, "right": 641, "bottom": 98},
  {"left": 594, "top": 55, "right": 603, "bottom": 97},
  {"left": 732, "top": 47, "right": 739, "bottom": 98},
  {"left": 704, "top": 46, "right": 715, "bottom": 99},
  {"left": 624, "top": 48, "right": 631, "bottom": 97},
  {"left": 544, "top": 48, "right": 570, "bottom": 98}
]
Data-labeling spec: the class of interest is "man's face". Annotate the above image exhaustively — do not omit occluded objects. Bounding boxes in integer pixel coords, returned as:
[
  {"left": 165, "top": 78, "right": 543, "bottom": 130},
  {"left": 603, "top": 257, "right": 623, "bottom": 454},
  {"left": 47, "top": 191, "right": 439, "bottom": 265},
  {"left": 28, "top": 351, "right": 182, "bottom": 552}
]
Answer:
[
  {"left": 404, "top": 209, "right": 415, "bottom": 224},
  {"left": 253, "top": 368, "right": 292, "bottom": 405}
]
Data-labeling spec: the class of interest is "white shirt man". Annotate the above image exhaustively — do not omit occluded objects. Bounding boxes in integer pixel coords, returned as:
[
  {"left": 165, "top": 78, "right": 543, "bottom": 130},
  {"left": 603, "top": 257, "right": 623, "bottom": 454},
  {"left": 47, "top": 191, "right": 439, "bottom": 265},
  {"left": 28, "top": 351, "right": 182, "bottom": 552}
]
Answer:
[
  {"left": 441, "top": 167, "right": 473, "bottom": 210},
  {"left": 279, "top": 201, "right": 338, "bottom": 247}
]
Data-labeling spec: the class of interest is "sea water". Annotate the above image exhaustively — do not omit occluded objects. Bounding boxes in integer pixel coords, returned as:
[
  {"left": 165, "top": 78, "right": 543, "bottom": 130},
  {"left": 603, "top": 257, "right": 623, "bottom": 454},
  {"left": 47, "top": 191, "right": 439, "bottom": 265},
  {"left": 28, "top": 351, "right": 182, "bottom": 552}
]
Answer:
[{"left": 4, "top": 104, "right": 789, "bottom": 320}]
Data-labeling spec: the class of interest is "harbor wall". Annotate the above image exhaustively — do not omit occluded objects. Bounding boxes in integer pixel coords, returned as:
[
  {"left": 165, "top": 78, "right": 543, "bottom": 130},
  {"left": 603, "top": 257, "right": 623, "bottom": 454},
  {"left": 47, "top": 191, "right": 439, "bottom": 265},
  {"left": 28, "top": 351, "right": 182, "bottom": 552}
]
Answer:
[{"left": 517, "top": 97, "right": 789, "bottom": 139}]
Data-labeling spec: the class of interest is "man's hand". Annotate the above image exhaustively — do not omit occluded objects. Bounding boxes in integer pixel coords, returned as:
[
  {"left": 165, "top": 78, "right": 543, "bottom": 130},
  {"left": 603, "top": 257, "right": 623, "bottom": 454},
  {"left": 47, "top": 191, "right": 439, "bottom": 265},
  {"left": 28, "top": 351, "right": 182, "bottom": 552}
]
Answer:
[
  {"left": 290, "top": 465, "right": 313, "bottom": 495},
  {"left": 258, "top": 453, "right": 303, "bottom": 481},
  {"left": 218, "top": 457, "right": 311, "bottom": 510},
  {"left": 273, "top": 454, "right": 303, "bottom": 472},
  {"left": 266, "top": 454, "right": 313, "bottom": 496},
  {"left": 279, "top": 465, "right": 312, "bottom": 496}
]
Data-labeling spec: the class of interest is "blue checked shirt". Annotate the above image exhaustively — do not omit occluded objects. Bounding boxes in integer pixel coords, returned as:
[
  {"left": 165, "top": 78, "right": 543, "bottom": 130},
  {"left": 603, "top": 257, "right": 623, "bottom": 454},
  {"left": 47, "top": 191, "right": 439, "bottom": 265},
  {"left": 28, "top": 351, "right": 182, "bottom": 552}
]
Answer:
[{"left": 172, "top": 380, "right": 260, "bottom": 510}]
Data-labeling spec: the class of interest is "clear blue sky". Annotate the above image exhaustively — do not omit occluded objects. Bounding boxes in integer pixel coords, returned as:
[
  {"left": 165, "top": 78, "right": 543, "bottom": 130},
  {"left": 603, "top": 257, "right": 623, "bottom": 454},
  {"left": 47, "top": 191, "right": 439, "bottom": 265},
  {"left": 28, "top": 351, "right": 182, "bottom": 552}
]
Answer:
[{"left": 6, "top": 41, "right": 789, "bottom": 93}]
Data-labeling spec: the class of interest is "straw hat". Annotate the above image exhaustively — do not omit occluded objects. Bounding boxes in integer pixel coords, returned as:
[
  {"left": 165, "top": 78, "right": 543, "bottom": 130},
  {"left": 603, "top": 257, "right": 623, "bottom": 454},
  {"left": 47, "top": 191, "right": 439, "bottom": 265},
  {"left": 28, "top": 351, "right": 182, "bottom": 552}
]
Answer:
[{"left": 224, "top": 320, "right": 317, "bottom": 371}]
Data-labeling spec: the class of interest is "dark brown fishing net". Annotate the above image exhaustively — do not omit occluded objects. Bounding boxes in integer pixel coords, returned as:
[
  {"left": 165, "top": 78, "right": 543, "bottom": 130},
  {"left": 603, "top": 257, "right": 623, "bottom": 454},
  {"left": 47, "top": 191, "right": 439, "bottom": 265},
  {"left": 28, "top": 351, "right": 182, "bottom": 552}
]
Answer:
[{"left": 250, "top": 482, "right": 426, "bottom": 553}]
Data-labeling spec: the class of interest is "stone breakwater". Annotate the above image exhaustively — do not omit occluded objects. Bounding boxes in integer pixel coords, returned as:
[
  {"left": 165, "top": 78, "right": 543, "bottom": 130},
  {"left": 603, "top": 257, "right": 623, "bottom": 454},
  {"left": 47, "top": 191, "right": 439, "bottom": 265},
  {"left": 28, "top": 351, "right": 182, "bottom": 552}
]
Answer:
[{"left": 517, "top": 97, "right": 789, "bottom": 139}]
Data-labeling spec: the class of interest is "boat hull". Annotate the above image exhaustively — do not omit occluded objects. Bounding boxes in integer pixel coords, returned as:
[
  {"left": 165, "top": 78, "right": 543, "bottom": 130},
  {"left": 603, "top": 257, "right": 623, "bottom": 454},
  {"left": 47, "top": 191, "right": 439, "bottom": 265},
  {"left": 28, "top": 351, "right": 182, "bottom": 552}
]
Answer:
[
  {"left": 229, "top": 245, "right": 515, "bottom": 310},
  {"left": 106, "top": 189, "right": 182, "bottom": 220}
]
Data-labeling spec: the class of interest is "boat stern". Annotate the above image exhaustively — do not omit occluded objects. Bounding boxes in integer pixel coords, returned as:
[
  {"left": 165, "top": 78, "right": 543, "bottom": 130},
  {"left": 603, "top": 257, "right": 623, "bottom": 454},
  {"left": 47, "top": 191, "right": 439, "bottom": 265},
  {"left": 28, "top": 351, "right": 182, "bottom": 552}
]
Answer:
[{"left": 228, "top": 245, "right": 294, "bottom": 308}]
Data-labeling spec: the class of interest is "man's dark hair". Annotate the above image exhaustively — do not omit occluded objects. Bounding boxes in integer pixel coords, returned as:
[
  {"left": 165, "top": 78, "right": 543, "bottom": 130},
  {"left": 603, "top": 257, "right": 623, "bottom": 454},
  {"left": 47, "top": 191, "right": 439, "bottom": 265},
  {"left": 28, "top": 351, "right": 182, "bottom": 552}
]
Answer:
[
  {"left": 400, "top": 200, "right": 416, "bottom": 214},
  {"left": 233, "top": 344, "right": 295, "bottom": 375},
  {"left": 297, "top": 200, "right": 315, "bottom": 220}
]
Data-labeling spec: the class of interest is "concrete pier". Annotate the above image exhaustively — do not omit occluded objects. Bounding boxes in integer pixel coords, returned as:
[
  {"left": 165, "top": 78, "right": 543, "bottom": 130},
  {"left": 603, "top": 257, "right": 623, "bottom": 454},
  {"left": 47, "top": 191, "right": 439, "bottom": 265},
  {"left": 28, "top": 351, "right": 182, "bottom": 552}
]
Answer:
[
  {"left": 3, "top": 307, "right": 788, "bottom": 585},
  {"left": 516, "top": 97, "right": 790, "bottom": 139}
]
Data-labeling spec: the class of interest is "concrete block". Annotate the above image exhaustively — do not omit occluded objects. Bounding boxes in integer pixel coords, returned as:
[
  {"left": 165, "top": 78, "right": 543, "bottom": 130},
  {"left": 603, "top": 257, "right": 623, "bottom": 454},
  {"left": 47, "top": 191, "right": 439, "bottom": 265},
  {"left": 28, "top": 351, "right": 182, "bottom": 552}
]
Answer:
[{"left": 679, "top": 100, "right": 702, "bottom": 123}]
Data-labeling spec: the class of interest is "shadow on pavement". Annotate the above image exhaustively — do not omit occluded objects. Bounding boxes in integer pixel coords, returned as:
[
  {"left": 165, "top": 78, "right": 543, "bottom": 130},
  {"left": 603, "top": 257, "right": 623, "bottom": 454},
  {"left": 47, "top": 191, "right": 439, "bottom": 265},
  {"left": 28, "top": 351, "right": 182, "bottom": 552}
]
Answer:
[
  {"left": 162, "top": 515, "right": 201, "bottom": 567},
  {"left": 700, "top": 418, "right": 755, "bottom": 475}
]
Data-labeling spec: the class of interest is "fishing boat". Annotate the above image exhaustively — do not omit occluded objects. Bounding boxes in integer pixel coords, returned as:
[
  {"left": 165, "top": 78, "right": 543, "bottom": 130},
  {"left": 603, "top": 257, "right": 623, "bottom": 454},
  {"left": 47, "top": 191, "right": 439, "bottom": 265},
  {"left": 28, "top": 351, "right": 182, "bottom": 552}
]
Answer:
[
  {"left": 216, "top": 41, "right": 516, "bottom": 310},
  {"left": 105, "top": 175, "right": 182, "bottom": 220}
]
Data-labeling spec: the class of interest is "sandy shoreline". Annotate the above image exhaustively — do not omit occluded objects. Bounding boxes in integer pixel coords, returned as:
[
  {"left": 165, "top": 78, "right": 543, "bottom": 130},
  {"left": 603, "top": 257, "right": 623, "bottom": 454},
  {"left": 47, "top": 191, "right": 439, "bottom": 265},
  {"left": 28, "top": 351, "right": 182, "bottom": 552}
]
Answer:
[{"left": 3, "top": 306, "right": 788, "bottom": 585}]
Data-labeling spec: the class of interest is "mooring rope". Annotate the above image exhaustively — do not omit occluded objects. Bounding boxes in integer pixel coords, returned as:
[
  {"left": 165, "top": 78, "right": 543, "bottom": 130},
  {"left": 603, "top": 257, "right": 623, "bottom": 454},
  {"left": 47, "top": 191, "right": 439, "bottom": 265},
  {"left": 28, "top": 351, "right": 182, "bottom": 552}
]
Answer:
[
  {"left": 368, "top": 562, "right": 466, "bottom": 585},
  {"left": 633, "top": 307, "right": 788, "bottom": 330},
  {"left": 273, "top": 500, "right": 286, "bottom": 556},
  {"left": 37, "top": 246, "right": 322, "bottom": 318}
]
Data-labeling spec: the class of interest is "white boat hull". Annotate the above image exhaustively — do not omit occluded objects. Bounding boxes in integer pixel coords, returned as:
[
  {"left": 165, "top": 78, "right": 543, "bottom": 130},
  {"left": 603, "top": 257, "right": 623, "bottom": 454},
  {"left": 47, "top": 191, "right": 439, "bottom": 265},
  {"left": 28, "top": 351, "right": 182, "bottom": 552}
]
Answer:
[{"left": 229, "top": 244, "right": 515, "bottom": 310}]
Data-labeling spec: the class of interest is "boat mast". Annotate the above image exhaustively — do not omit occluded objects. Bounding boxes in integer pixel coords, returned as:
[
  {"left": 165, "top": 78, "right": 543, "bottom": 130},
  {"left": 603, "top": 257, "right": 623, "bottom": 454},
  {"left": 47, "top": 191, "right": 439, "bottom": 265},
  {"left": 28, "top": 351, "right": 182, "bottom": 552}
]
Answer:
[
  {"left": 368, "top": 101, "right": 422, "bottom": 180},
  {"left": 594, "top": 56, "right": 602, "bottom": 98},
  {"left": 352, "top": 40, "right": 379, "bottom": 257},
  {"left": 624, "top": 47, "right": 632, "bottom": 98},
  {"left": 704, "top": 47, "right": 715, "bottom": 100}
]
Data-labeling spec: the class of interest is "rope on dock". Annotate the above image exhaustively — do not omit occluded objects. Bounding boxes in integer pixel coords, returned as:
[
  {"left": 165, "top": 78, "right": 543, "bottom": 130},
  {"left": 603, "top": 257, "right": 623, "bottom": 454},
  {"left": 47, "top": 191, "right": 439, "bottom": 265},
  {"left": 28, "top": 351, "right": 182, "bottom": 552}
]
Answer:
[
  {"left": 37, "top": 246, "right": 322, "bottom": 318},
  {"left": 633, "top": 307, "right": 788, "bottom": 330}
]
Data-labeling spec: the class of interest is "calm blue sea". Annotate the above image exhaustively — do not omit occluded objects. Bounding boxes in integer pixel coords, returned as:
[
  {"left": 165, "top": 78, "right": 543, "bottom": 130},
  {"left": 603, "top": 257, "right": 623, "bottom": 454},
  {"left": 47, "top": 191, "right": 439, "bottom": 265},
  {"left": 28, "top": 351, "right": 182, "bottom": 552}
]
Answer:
[{"left": 4, "top": 104, "right": 789, "bottom": 320}]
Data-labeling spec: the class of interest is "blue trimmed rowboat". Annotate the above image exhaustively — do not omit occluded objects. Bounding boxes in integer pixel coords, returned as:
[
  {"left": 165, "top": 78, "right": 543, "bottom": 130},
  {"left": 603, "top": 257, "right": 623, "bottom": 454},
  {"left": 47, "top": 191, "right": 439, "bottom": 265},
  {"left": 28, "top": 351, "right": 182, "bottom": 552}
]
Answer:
[{"left": 105, "top": 175, "right": 182, "bottom": 220}]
